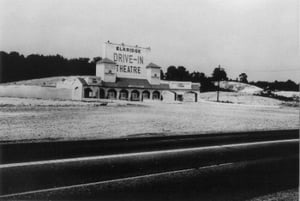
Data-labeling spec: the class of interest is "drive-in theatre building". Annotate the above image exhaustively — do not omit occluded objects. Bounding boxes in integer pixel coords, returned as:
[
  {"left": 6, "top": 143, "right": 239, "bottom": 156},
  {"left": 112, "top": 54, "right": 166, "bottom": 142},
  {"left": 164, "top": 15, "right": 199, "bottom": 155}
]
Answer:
[{"left": 59, "top": 42, "right": 200, "bottom": 102}]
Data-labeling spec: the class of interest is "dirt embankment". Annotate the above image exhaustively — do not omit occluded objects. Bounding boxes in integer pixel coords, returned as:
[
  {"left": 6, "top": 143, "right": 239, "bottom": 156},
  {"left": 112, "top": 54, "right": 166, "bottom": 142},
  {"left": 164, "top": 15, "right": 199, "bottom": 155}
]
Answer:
[{"left": 199, "top": 91, "right": 299, "bottom": 107}]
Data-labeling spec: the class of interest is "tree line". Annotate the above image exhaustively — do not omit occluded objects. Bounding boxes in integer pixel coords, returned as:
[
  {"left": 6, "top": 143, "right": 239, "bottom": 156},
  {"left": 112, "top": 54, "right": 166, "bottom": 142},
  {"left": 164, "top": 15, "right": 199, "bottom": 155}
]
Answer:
[
  {"left": 0, "top": 51, "right": 101, "bottom": 83},
  {"left": 0, "top": 51, "right": 298, "bottom": 91}
]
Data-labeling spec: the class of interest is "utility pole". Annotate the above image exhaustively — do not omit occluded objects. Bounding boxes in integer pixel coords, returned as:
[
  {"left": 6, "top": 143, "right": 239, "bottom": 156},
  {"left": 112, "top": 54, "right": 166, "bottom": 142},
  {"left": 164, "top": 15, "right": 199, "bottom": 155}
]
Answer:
[{"left": 217, "top": 64, "right": 221, "bottom": 102}]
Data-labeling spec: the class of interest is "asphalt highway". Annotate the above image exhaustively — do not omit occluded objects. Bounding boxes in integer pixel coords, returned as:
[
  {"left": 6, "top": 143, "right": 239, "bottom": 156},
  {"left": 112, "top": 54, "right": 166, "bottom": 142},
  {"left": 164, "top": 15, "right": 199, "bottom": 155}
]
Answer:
[
  {"left": 1, "top": 129, "right": 298, "bottom": 164},
  {"left": 0, "top": 135, "right": 299, "bottom": 200},
  {"left": 5, "top": 156, "right": 297, "bottom": 201}
]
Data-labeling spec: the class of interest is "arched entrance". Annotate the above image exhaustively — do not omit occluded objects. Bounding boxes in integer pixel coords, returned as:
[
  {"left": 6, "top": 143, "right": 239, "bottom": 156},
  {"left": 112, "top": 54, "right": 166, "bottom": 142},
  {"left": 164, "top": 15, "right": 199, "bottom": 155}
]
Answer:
[
  {"left": 84, "top": 88, "right": 93, "bottom": 98},
  {"left": 183, "top": 91, "right": 198, "bottom": 102},
  {"left": 161, "top": 91, "right": 176, "bottom": 102},
  {"left": 119, "top": 89, "right": 129, "bottom": 100},
  {"left": 152, "top": 91, "right": 160, "bottom": 100},
  {"left": 107, "top": 89, "right": 117, "bottom": 99},
  {"left": 131, "top": 90, "right": 140, "bottom": 101},
  {"left": 142, "top": 90, "right": 150, "bottom": 101},
  {"left": 176, "top": 94, "right": 183, "bottom": 101}
]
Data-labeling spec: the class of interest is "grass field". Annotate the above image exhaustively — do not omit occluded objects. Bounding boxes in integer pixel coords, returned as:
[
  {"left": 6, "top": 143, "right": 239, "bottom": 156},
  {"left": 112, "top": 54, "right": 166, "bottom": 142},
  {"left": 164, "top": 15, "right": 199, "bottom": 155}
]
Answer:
[{"left": 0, "top": 97, "right": 298, "bottom": 142}]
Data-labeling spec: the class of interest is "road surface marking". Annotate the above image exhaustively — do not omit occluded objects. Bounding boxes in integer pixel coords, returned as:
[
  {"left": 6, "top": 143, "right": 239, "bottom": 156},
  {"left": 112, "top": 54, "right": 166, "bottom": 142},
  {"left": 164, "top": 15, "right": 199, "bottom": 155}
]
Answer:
[
  {"left": 0, "top": 139, "right": 298, "bottom": 169},
  {"left": 0, "top": 162, "right": 234, "bottom": 198}
]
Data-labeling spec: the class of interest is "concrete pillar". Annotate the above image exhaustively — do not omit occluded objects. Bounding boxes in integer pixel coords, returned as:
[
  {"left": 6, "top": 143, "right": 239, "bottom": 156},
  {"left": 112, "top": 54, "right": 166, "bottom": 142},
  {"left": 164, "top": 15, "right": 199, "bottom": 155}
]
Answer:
[
  {"left": 139, "top": 90, "right": 143, "bottom": 101},
  {"left": 116, "top": 89, "right": 120, "bottom": 100},
  {"left": 128, "top": 90, "right": 132, "bottom": 101}
]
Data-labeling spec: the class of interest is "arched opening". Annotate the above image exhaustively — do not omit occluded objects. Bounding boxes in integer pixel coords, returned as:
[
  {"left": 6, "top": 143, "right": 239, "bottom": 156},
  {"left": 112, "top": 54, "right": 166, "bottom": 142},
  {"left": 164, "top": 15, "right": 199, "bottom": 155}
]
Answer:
[
  {"left": 142, "top": 90, "right": 150, "bottom": 101},
  {"left": 131, "top": 90, "right": 140, "bottom": 101},
  {"left": 84, "top": 88, "right": 93, "bottom": 98},
  {"left": 119, "top": 89, "right": 129, "bottom": 100},
  {"left": 161, "top": 91, "right": 176, "bottom": 102},
  {"left": 176, "top": 94, "right": 183, "bottom": 101},
  {"left": 183, "top": 91, "right": 198, "bottom": 102},
  {"left": 107, "top": 89, "right": 117, "bottom": 99},
  {"left": 99, "top": 88, "right": 105, "bottom": 99},
  {"left": 152, "top": 91, "right": 160, "bottom": 100}
]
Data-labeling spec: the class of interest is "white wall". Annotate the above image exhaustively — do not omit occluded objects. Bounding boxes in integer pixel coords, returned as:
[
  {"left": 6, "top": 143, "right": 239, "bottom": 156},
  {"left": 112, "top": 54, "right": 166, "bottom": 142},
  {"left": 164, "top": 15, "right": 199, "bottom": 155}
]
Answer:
[
  {"left": 162, "top": 91, "right": 175, "bottom": 102},
  {"left": 97, "top": 63, "right": 116, "bottom": 83},
  {"left": 72, "top": 85, "right": 83, "bottom": 100},
  {"left": 0, "top": 85, "right": 72, "bottom": 100},
  {"left": 183, "top": 92, "right": 196, "bottom": 102},
  {"left": 96, "top": 63, "right": 105, "bottom": 78},
  {"left": 146, "top": 68, "right": 160, "bottom": 85}
]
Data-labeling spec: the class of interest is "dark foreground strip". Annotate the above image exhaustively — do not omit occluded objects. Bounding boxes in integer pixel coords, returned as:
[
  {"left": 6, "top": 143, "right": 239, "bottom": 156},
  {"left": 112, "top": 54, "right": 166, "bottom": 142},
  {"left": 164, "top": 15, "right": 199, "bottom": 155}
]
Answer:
[
  {"left": 1, "top": 156, "right": 299, "bottom": 201},
  {"left": 0, "top": 129, "right": 298, "bottom": 164},
  {"left": 0, "top": 139, "right": 298, "bottom": 196}
]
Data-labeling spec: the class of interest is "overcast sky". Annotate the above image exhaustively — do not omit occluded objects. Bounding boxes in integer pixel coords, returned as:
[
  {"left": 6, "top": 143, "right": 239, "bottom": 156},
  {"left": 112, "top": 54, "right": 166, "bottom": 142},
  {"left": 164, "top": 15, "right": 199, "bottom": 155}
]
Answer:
[{"left": 0, "top": 0, "right": 299, "bottom": 81}]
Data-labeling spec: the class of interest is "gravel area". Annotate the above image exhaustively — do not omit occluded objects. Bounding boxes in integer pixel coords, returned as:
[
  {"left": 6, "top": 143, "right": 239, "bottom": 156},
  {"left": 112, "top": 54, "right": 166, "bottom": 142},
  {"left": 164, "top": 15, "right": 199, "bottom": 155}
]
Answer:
[
  {"left": 0, "top": 97, "right": 298, "bottom": 142},
  {"left": 246, "top": 188, "right": 299, "bottom": 201}
]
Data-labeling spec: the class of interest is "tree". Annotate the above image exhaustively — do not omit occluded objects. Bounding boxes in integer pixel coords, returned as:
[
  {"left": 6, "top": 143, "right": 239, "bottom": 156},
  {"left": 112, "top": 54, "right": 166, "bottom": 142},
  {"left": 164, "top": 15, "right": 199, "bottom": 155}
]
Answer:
[
  {"left": 212, "top": 66, "right": 228, "bottom": 81},
  {"left": 0, "top": 51, "right": 97, "bottom": 83},
  {"left": 91, "top": 57, "right": 102, "bottom": 64},
  {"left": 160, "top": 69, "right": 165, "bottom": 80},
  {"left": 177, "top": 66, "right": 190, "bottom": 81},
  {"left": 190, "top": 71, "right": 205, "bottom": 83},
  {"left": 165, "top": 66, "right": 191, "bottom": 81},
  {"left": 165, "top": 66, "right": 178, "bottom": 80},
  {"left": 239, "top": 73, "right": 248, "bottom": 83},
  {"left": 212, "top": 65, "right": 227, "bottom": 102}
]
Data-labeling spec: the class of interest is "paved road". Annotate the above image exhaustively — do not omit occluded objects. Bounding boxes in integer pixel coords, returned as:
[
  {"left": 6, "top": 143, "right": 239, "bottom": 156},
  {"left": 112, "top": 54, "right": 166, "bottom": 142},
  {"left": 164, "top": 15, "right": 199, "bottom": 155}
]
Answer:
[
  {"left": 1, "top": 138, "right": 298, "bottom": 200},
  {"left": 1, "top": 129, "right": 298, "bottom": 164},
  {"left": 2, "top": 156, "right": 299, "bottom": 201}
]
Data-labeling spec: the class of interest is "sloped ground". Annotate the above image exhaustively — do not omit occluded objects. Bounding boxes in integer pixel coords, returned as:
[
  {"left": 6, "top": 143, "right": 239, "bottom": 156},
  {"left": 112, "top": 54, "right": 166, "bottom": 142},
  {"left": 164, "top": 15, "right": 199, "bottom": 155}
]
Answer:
[
  {"left": 199, "top": 91, "right": 285, "bottom": 106},
  {"left": 274, "top": 91, "right": 299, "bottom": 98},
  {"left": 1, "top": 76, "right": 90, "bottom": 87},
  {"left": 218, "top": 81, "right": 263, "bottom": 94},
  {"left": 1, "top": 76, "right": 67, "bottom": 87}
]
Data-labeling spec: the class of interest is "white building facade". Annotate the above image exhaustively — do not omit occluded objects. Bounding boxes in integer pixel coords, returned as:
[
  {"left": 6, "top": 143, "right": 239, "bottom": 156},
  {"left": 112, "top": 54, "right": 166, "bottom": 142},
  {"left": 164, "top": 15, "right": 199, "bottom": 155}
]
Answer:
[{"left": 59, "top": 42, "right": 200, "bottom": 102}]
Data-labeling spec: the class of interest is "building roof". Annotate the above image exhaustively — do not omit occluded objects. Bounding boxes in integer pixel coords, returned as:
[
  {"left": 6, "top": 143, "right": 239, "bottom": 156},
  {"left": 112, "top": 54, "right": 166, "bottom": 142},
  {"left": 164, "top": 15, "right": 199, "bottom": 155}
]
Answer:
[
  {"left": 146, "top": 63, "right": 161, "bottom": 69},
  {"left": 77, "top": 78, "right": 88, "bottom": 86},
  {"left": 97, "top": 58, "right": 116, "bottom": 64},
  {"left": 152, "top": 83, "right": 170, "bottom": 89},
  {"left": 103, "top": 78, "right": 169, "bottom": 90},
  {"left": 79, "top": 76, "right": 200, "bottom": 91}
]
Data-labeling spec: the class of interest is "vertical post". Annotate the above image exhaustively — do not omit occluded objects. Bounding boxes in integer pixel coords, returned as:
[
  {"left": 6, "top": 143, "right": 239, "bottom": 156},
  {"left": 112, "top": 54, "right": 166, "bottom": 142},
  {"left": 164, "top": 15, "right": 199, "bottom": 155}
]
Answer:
[
  {"left": 217, "top": 65, "right": 221, "bottom": 102},
  {"left": 128, "top": 90, "right": 132, "bottom": 101},
  {"left": 139, "top": 90, "right": 143, "bottom": 102},
  {"left": 116, "top": 90, "right": 120, "bottom": 100}
]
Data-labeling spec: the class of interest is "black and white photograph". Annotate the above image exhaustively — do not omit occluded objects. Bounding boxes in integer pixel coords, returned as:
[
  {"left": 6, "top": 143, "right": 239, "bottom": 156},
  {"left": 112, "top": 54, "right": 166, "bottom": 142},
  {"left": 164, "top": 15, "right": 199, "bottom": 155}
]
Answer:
[{"left": 0, "top": 0, "right": 299, "bottom": 200}]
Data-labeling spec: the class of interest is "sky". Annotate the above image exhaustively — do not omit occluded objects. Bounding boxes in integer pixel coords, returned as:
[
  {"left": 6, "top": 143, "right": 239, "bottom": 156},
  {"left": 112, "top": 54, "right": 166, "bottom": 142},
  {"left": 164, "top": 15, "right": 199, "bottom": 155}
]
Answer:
[{"left": 0, "top": 0, "right": 299, "bottom": 82}]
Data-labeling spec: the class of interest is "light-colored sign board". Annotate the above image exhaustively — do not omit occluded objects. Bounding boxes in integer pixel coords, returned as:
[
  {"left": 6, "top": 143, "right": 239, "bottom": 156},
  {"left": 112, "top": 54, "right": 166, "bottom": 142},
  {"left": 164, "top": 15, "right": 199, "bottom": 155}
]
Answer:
[
  {"left": 103, "top": 42, "right": 151, "bottom": 79},
  {"left": 168, "top": 81, "right": 192, "bottom": 89}
]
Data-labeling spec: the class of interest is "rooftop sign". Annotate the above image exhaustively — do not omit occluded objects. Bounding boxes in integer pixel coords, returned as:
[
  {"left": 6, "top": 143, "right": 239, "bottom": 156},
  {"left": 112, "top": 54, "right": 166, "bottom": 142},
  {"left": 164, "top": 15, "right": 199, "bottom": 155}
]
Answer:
[
  {"left": 168, "top": 81, "right": 192, "bottom": 90},
  {"left": 103, "top": 42, "right": 151, "bottom": 79}
]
